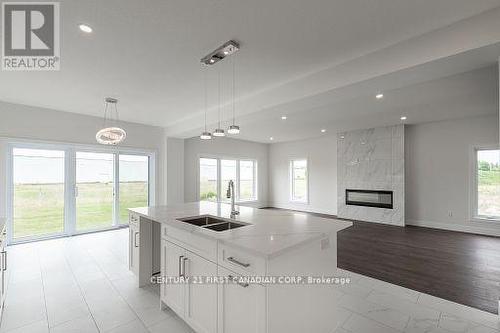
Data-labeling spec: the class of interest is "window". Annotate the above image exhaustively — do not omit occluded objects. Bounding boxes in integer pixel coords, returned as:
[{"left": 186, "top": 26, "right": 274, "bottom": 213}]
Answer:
[
  {"left": 290, "top": 159, "right": 308, "bottom": 203},
  {"left": 199, "top": 158, "right": 218, "bottom": 201},
  {"left": 199, "top": 157, "right": 257, "bottom": 202},
  {"left": 220, "top": 160, "right": 237, "bottom": 202},
  {"left": 473, "top": 147, "right": 500, "bottom": 221}
]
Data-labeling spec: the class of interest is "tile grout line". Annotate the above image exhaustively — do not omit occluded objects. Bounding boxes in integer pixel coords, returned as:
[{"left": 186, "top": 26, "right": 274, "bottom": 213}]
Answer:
[
  {"left": 37, "top": 242, "right": 51, "bottom": 332},
  {"left": 85, "top": 231, "right": 146, "bottom": 331},
  {"left": 62, "top": 238, "right": 102, "bottom": 332}
]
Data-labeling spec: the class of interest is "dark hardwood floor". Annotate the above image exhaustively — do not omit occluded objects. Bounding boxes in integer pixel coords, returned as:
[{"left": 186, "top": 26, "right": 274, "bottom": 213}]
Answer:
[{"left": 264, "top": 208, "right": 500, "bottom": 314}]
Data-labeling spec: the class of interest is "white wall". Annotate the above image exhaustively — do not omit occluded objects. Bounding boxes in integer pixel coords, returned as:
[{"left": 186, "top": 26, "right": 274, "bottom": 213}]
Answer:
[
  {"left": 405, "top": 114, "right": 500, "bottom": 236},
  {"left": 165, "top": 137, "right": 185, "bottom": 205},
  {"left": 184, "top": 137, "right": 269, "bottom": 207},
  {"left": 268, "top": 135, "right": 337, "bottom": 215},
  {"left": 0, "top": 101, "right": 167, "bottom": 221}
]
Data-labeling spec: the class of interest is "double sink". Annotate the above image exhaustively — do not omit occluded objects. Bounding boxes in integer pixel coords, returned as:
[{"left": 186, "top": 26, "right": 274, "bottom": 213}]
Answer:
[{"left": 176, "top": 215, "right": 251, "bottom": 232}]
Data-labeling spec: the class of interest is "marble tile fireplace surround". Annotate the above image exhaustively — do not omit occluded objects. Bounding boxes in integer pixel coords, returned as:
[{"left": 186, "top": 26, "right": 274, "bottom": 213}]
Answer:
[{"left": 337, "top": 125, "right": 404, "bottom": 226}]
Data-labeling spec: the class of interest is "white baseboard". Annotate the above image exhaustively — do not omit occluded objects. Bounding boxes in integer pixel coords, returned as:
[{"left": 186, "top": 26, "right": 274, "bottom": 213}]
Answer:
[{"left": 407, "top": 219, "right": 500, "bottom": 237}]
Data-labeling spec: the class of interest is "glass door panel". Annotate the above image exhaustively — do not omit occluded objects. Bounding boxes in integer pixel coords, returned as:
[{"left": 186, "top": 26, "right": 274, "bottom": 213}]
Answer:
[
  {"left": 119, "top": 155, "right": 149, "bottom": 224},
  {"left": 76, "top": 152, "right": 114, "bottom": 231},
  {"left": 12, "top": 148, "right": 65, "bottom": 240}
]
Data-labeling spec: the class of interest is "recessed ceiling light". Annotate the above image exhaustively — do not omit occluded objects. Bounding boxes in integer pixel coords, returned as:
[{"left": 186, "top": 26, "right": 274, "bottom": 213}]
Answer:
[
  {"left": 321, "top": 129, "right": 326, "bottom": 133},
  {"left": 209, "top": 58, "right": 215, "bottom": 64},
  {"left": 340, "top": 135, "right": 345, "bottom": 139},
  {"left": 281, "top": 116, "right": 287, "bottom": 120},
  {"left": 223, "top": 51, "right": 229, "bottom": 55},
  {"left": 400, "top": 116, "right": 407, "bottom": 121},
  {"left": 375, "top": 93, "right": 384, "bottom": 99},
  {"left": 79, "top": 24, "right": 93, "bottom": 33},
  {"left": 269, "top": 137, "right": 274, "bottom": 141}
]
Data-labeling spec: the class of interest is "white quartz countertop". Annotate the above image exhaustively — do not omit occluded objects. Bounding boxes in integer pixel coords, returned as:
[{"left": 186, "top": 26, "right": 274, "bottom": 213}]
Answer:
[{"left": 129, "top": 202, "right": 352, "bottom": 259}]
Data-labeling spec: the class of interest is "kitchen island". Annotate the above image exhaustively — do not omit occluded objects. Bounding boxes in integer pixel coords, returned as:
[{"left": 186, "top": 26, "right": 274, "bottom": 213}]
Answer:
[{"left": 129, "top": 202, "right": 352, "bottom": 333}]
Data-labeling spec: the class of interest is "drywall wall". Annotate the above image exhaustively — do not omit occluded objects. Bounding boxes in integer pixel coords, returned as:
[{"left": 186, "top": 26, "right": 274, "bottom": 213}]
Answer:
[
  {"left": 184, "top": 137, "right": 269, "bottom": 207},
  {"left": 268, "top": 135, "right": 337, "bottom": 215},
  {"left": 165, "top": 137, "right": 185, "bottom": 205},
  {"left": 0, "top": 101, "right": 167, "bottom": 223},
  {"left": 337, "top": 125, "right": 405, "bottom": 226},
  {"left": 406, "top": 114, "right": 500, "bottom": 235}
]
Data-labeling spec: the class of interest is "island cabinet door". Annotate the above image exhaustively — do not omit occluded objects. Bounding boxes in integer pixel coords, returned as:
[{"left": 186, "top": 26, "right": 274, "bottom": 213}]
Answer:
[
  {"left": 129, "top": 222, "right": 140, "bottom": 276},
  {"left": 163, "top": 240, "right": 186, "bottom": 316},
  {"left": 217, "top": 267, "right": 267, "bottom": 333},
  {"left": 184, "top": 250, "right": 218, "bottom": 333}
]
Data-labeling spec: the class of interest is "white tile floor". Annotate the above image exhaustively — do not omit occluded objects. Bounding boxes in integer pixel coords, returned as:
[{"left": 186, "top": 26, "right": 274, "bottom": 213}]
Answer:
[{"left": 0, "top": 229, "right": 499, "bottom": 333}]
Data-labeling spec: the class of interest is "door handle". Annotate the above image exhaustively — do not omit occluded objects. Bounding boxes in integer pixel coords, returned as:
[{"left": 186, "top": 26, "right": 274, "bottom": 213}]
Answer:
[
  {"left": 227, "top": 256, "right": 250, "bottom": 268},
  {"left": 228, "top": 275, "right": 249, "bottom": 288},
  {"left": 179, "top": 255, "right": 184, "bottom": 277},
  {"left": 2, "top": 251, "right": 7, "bottom": 271},
  {"left": 134, "top": 232, "right": 139, "bottom": 247},
  {"left": 182, "top": 257, "right": 188, "bottom": 277}
]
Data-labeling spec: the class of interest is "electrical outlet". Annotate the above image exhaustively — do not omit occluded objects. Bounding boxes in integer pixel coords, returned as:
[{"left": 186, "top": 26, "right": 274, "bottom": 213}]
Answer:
[{"left": 321, "top": 238, "right": 330, "bottom": 250}]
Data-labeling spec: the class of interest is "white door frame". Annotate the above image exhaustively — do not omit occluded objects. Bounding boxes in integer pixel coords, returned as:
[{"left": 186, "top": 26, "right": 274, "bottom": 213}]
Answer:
[{"left": 6, "top": 139, "right": 156, "bottom": 245}]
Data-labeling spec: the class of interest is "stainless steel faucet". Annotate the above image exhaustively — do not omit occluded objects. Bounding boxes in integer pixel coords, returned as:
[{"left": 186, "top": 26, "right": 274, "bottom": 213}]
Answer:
[{"left": 226, "top": 180, "right": 240, "bottom": 218}]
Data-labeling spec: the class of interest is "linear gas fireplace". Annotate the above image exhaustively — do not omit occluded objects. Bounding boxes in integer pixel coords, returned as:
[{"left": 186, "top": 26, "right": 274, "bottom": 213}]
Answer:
[{"left": 346, "top": 189, "right": 393, "bottom": 209}]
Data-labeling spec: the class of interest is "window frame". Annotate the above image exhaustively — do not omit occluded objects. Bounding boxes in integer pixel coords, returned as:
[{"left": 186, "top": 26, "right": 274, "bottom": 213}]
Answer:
[
  {"left": 289, "top": 158, "right": 309, "bottom": 204},
  {"left": 5, "top": 138, "right": 156, "bottom": 245},
  {"left": 469, "top": 144, "right": 500, "bottom": 223},
  {"left": 197, "top": 155, "right": 258, "bottom": 203}
]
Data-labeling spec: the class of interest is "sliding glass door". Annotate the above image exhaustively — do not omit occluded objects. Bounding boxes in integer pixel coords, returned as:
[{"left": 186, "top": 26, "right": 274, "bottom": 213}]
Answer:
[
  {"left": 12, "top": 148, "right": 65, "bottom": 240},
  {"left": 119, "top": 155, "right": 149, "bottom": 224},
  {"left": 8, "top": 144, "right": 153, "bottom": 243},
  {"left": 76, "top": 152, "right": 114, "bottom": 232}
]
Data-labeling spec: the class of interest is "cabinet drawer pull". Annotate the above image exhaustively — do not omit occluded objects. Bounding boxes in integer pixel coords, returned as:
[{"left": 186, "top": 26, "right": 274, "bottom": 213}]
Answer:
[
  {"left": 2, "top": 251, "right": 7, "bottom": 271},
  {"left": 182, "top": 257, "right": 188, "bottom": 277},
  {"left": 227, "top": 256, "right": 250, "bottom": 268},
  {"left": 179, "top": 255, "right": 184, "bottom": 277},
  {"left": 134, "top": 232, "right": 139, "bottom": 248},
  {"left": 228, "top": 275, "right": 249, "bottom": 288}
]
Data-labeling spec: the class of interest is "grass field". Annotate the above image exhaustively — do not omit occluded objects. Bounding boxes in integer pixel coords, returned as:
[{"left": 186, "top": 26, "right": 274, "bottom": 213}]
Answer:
[
  {"left": 13, "top": 182, "right": 148, "bottom": 239},
  {"left": 199, "top": 180, "right": 255, "bottom": 201},
  {"left": 478, "top": 170, "right": 500, "bottom": 217}
]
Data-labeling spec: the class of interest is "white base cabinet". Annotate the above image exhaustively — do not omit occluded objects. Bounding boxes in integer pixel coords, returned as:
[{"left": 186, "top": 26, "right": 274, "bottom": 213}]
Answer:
[
  {"left": 161, "top": 239, "right": 218, "bottom": 333},
  {"left": 217, "top": 267, "right": 266, "bottom": 333},
  {"left": 128, "top": 213, "right": 341, "bottom": 333},
  {"left": 0, "top": 224, "right": 8, "bottom": 322},
  {"left": 128, "top": 212, "right": 153, "bottom": 287}
]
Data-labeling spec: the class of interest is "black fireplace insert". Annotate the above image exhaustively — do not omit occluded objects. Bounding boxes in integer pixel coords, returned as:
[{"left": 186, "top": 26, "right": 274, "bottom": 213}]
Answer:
[{"left": 345, "top": 189, "right": 393, "bottom": 209}]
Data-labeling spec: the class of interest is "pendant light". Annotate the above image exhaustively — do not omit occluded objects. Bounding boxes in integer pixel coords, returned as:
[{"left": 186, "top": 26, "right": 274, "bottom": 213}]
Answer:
[
  {"left": 96, "top": 97, "right": 126, "bottom": 145},
  {"left": 200, "top": 67, "right": 212, "bottom": 140},
  {"left": 213, "top": 67, "right": 225, "bottom": 137},
  {"left": 227, "top": 56, "right": 240, "bottom": 134}
]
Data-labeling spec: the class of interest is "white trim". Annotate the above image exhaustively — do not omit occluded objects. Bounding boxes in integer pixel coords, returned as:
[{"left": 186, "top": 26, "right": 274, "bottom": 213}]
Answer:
[
  {"left": 407, "top": 219, "right": 500, "bottom": 237},
  {"left": 5, "top": 139, "right": 155, "bottom": 244},
  {"left": 468, "top": 144, "right": 500, "bottom": 224}
]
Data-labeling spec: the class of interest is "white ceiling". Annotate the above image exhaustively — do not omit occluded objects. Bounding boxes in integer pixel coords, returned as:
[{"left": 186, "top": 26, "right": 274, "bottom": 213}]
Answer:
[{"left": 1, "top": 0, "right": 500, "bottom": 143}]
